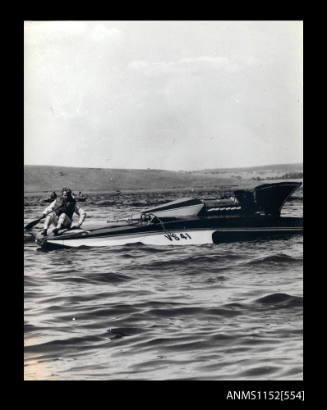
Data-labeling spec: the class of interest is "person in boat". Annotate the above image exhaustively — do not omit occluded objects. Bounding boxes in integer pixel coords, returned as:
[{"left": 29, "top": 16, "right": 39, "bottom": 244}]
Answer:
[
  {"left": 50, "top": 191, "right": 57, "bottom": 200},
  {"left": 41, "top": 187, "right": 86, "bottom": 236}
]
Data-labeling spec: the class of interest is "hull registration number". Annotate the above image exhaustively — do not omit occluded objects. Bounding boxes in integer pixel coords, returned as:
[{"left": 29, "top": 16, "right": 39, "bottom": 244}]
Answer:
[{"left": 164, "top": 232, "right": 192, "bottom": 241}]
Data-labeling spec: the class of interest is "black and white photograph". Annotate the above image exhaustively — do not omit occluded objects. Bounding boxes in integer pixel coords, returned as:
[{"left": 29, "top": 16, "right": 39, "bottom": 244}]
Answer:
[{"left": 24, "top": 20, "right": 303, "bottom": 384}]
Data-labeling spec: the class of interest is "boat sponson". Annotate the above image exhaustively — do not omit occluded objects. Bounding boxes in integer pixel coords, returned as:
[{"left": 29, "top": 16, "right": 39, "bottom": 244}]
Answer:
[
  {"left": 141, "top": 197, "right": 204, "bottom": 218},
  {"left": 142, "top": 197, "right": 203, "bottom": 213}
]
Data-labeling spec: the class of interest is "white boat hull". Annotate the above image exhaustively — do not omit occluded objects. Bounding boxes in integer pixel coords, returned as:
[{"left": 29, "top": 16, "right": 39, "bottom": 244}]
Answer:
[
  {"left": 46, "top": 229, "right": 217, "bottom": 248},
  {"left": 43, "top": 225, "right": 303, "bottom": 248}
]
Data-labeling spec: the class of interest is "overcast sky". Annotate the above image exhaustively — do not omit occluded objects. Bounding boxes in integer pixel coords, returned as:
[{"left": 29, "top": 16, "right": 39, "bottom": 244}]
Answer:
[{"left": 24, "top": 20, "right": 303, "bottom": 171}]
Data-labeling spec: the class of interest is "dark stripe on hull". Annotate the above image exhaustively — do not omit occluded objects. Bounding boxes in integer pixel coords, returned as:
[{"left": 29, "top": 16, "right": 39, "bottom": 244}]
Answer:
[{"left": 212, "top": 229, "right": 302, "bottom": 244}]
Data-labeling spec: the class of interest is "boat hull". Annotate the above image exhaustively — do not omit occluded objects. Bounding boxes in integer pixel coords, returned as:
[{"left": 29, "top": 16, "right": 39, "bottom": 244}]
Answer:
[
  {"left": 37, "top": 216, "right": 303, "bottom": 249},
  {"left": 43, "top": 229, "right": 216, "bottom": 248}
]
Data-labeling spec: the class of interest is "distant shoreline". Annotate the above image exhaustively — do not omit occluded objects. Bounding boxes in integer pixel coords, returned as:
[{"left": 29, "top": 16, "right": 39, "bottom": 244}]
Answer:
[{"left": 24, "top": 178, "right": 303, "bottom": 197}]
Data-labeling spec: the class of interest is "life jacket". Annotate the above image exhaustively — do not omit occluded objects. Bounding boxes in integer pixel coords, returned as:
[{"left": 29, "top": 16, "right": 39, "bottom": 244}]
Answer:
[{"left": 54, "top": 198, "right": 76, "bottom": 219}]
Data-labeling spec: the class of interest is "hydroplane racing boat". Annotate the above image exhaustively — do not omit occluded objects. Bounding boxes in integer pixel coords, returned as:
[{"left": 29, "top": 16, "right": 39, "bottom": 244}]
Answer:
[{"left": 32, "top": 182, "right": 303, "bottom": 249}]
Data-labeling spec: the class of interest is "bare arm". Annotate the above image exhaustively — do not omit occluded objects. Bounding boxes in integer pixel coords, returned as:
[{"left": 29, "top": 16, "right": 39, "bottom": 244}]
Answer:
[
  {"left": 74, "top": 205, "right": 86, "bottom": 227},
  {"left": 43, "top": 199, "right": 58, "bottom": 215}
]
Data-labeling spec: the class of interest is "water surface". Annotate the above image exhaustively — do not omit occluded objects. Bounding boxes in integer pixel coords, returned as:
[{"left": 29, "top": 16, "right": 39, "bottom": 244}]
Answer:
[{"left": 24, "top": 194, "right": 303, "bottom": 380}]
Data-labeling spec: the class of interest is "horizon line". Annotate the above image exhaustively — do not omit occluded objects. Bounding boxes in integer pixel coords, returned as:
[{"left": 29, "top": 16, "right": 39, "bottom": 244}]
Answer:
[{"left": 24, "top": 161, "right": 303, "bottom": 172}]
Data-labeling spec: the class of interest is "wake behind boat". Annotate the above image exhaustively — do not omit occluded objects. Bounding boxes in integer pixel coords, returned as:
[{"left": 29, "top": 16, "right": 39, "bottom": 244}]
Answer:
[{"left": 31, "top": 182, "right": 303, "bottom": 249}]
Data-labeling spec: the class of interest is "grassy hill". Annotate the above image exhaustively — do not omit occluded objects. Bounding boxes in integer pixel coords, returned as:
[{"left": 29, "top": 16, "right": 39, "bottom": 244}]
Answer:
[
  {"left": 24, "top": 164, "right": 303, "bottom": 194},
  {"left": 198, "top": 163, "right": 302, "bottom": 173},
  {"left": 193, "top": 163, "right": 303, "bottom": 179}
]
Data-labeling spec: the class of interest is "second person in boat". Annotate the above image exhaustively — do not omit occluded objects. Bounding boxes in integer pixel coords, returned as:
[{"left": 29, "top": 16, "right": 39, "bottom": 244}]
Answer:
[{"left": 41, "top": 187, "right": 86, "bottom": 236}]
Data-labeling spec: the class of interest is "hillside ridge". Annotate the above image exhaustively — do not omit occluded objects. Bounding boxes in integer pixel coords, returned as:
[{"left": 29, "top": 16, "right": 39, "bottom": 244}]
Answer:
[{"left": 24, "top": 164, "right": 303, "bottom": 193}]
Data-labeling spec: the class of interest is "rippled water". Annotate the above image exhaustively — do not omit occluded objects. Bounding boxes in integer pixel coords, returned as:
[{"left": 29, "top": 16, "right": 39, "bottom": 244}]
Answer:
[{"left": 24, "top": 195, "right": 303, "bottom": 380}]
